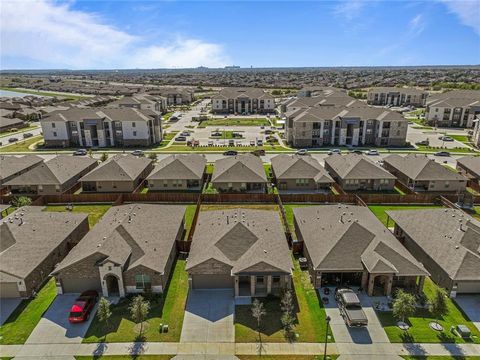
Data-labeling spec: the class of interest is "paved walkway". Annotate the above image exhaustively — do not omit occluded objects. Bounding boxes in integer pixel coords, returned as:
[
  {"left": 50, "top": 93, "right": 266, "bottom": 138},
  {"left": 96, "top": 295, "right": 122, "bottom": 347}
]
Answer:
[
  {"left": 455, "top": 295, "right": 480, "bottom": 332},
  {"left": 180, "top": 290, "right": 235, "bottom": 343},
  {"left": 0, "top": 298, "right": 21, "bottom": 326}
]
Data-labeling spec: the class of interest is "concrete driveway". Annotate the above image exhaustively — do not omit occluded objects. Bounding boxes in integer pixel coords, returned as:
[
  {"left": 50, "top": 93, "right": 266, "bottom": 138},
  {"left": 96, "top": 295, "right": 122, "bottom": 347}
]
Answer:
[
  {"left": 180, "top": 289, "right": 234, "bottom": 343},
  {"left": 25, "top": 294, "right": 97, "bottom": 344},
  {"left": 320, "top": 288, "right": 390, "bottom": 344},
  {"left": 454, "top": 295, "right": 480, "bottom": 331},
  {"left": 0, "top": 298, "right": 22, "bottom": 325}
]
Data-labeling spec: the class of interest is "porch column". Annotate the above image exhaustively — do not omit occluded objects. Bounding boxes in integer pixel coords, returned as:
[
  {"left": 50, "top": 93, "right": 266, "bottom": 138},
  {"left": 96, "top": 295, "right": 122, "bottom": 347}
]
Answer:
[
  {"left": 417, "top": 276, "right": 425, "bottom": 294},
  {"left": 234, "top": 276, "right": 239, "bottom": 297},
  {"left": 385, "top": 275, "right": 393, "bottom": 296},
  {"left": 367, "top": 274, "right": 375, "bottom": 296},
  {"left": 361, "top": 272, "right": 369, "bottom": 291},
  {"left": 267, "top": 275, "right": 272, "bottom": 295},
  {"left": 250, "top": 275, "right": 256, "bottom": 296}
]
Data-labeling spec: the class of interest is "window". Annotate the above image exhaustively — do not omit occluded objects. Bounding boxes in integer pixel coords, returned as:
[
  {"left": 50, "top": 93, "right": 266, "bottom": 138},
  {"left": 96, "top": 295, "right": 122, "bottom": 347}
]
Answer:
[
  {"left": 135, "top": 274, "right": 151, "bottom": 290},
  {"left": 52, "top": 123, "right": 56, "bottom": 128},
  {"left": 273, "top": 276, "right": 280, "bottom": 284},
  {"left": 132, "top": 122, "right": 136, "bottom": 128},
  {"left": 133, "top": 131, "right": 137, "bottom": 137},
  {"left": 256, "top": 276, "right": 264, "bottom": 284},
  {"left": 53, "top": 131, "right": 57, "bottom": 137}
]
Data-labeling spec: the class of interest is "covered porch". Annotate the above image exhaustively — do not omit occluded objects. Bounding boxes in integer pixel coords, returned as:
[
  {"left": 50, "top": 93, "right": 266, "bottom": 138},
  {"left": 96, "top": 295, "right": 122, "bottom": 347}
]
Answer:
[{"left": 234, "top": 274, "right": 291, "bottom": 297}]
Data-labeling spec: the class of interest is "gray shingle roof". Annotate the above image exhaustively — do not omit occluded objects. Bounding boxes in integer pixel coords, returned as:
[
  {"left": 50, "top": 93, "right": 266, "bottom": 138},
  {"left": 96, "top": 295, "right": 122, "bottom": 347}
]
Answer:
[
  {"left": 4, "top": 156, "right": 97, "bottom": 186},
  {"left": 384, "top": 154, "right": 466, "bottom": 181},
  {"left": 271, "top": 154, "right": 333, "bottom": 183},
  {"left": 294, "top": 205, "right": 428, "bottom": 276},
  {"left": 0, "top": 206, "right": 88, "bottom": 281},
  {"left": 387, "top": 209, "right": 480, "bottom": 281},
  {"left": 80, "top": 154, "right": 152, "bottom": 182},
  {"left": 213, "top": 87, "right": 274, "bottom": 100},
  {"left": 325, "top": 154, "right": 396, "bottom": 180},
  {"left": 289, "top": 105, "right": 405, "bottom": 123},
  {"left": 212, "top": 154, "right": 267, "bottom": 183},
  {"left": 147, "top": 154, "right": 206, "bottom": 180},
  {"left": 53, "top": 204, "right": 186, "bottom": 275},
  {"left": 0, "top": 155, "right": 43, "bottom": 183},
  {"left": 0, "top": 117, "right": 24, "bottom": 128},
  {"left": 186, "top": 208, "right": 292, "bottom": 274},
  {"left": 457, "top": 156, "right": 480, "bottom": 178},
  {"left": 42, "top": 107, "right": 156, "bottom": 123}
]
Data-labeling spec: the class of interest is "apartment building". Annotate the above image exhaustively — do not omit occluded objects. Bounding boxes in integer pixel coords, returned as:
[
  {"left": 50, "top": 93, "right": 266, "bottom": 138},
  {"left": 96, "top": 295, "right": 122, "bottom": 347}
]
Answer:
[
  {"left": 425, "top": 91, "right": 480, "bottom": 128},
  {"left": 109, "top": 95, "right": 167, "bottom": 113},
  {"left": 40, "top": 108, "right": 162, "bottom": 148},
  {"left": 286, "top": 105, "right": 408, "bottom": 147},
  {"left": 473, "top": 119, "right": 480, "bottom": 148},
  {"left": 367, "top": 87, "right": 427, "bottom": 107},
  {"left": 211, "top": 87, "right": 275, "bottom": 114},
  {"left": 148, "top": 88, "right": 194, "bottom": 105}
]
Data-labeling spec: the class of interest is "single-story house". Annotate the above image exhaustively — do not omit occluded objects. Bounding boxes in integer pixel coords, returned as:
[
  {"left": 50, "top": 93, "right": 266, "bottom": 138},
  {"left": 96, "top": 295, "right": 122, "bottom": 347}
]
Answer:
[
  {"left": 80, "top": 154, "right": 153, "bottom": 193},
  {"left": 456, "top": 156, "right": 480, "bottom": 183},
  {"left": 146, "top": 154, "right": 207, "bottom": 191},
  {"left": 271, "top": 154, "right": 334, "bottom": 192},
  {"left": 388, "top": 208, "right": 480, "bottom": 295},
  {"left": 186, "top": 208, "right": 293, "bottom": 297},
  {"left": 52, "top": 204, "right": 186, "bottom": 297},
  {"left": 4, "top": 156, "right": 98, "bottom": 195},
  {"left": 0, "top": 117, "right": 26, "bottom": 132},
  {"left": 0, "top": 206, "right": 89, "bottom": 298},
  {"left": 383, "top": 154, "right": 467, "bottom": 192},
  {"left": 324, "top": 154, "right": 396, "bottom": 191},
  {"left": 211, "top": 154, "right": 268, "bottom": 193},
  {"left": 294, "top": 205, "right": 429, "bottom": 296},
  {"left": 0, "top": 155, "right": 43, "bottom": 189}
]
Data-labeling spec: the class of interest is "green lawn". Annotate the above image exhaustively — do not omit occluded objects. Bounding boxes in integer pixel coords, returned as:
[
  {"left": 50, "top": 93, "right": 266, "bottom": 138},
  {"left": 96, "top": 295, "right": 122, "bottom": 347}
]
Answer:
[
  {"left": 76, "top": 356, "right": 174, "bottom": 360},
  {"left": 412, "top": 125, "right": 433, "bottom": 130},
  {"left": 44, "top": 204, "right": 111, "bottom": 228},
  {"left": 198, "top": 118, "right": 270, "bottom": 128},
  {"left": 415, "top": 145, "right": 476, "bottom": 154},
  {"left": 156, "top": 144, "right": 289, "bottom": 152},
  {"left": 162, "top": 131, "right": 179, "bottom": 141},
  {"left": 205, "top": 163, "right": 214, "bottom": 174},
  {"left": 0, "top": 278, "right": 57, "bottom": 344},
  {"left": 0, "top": 123, "right": 38, "bottom": 136},
  {"left": 447, "top": 135, "right": 470, "bottom": 143},
  {"left": 209, "top": 130, "right": 244, "bottom": 139},
  {"left": 0, "top": 87, "right": 89, "bottom": 100},
  {"left": 377, "top": 278, "right": 480, "bottom": 343},
  {"left": 235, "top": 257, "right": 333, "bottom": 343},
  {"left": 0, "top": 135, "right": 43, "bottom": 152},
  {"left": 368, "top": 205, "right": 443, "bottom": 227},
  {"left": 402, "top": 357, "right": 480, "bottom": 360},
  {"left": 238, "top": 356, "right": 338, "bottom": 360},
  {"left": 83, "top": 259, "right": 188, "bottom": 343},
  {"left": 184, "top": 204, "right": 197, "bottom": 240}
]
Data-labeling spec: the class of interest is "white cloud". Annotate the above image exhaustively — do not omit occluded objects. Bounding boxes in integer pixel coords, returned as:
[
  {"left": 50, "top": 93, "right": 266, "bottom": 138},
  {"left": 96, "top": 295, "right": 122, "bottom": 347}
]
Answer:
[
  {"left": 408, "top": 14, "right": 425, "bottom": 36},
  {"left": 440, "top": 0, "right": 480, "bottom": 35},
  {"left": 0, "top": 0, "right": 230, "bottom": 69},
  {"left": 333, "top": 0, "right": 366, "bottom": 20}
]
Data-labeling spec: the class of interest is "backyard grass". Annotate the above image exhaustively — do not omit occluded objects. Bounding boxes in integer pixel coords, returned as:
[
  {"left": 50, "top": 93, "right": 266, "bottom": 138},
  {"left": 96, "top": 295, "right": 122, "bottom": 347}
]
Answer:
[
  {"left": 0, "top": 135, "right": 43, "bottom": 152},
  {"left": 205, "top": 163, "right": 214, "bottom": 174},
  {"left": 76, "top": 356, "right": 174, "bottom": 360},
  {"left": 377, "top": 278, "right": 480, "bottom": 344},
  {"left": 201, "top": 204, "right": 279, "bottom": 212},
  {"left": 235, "top": 257, "right": 333, "bottom": 343},
  {"left": 0, "top": 278, "right": 57, "bottom": 344},
  {"left": 83, "top": 259, "right": 188, "bottom": 343},
  {"left": 472, "top": 206, "right": 480, "bottom": 221},
  {"left": 44, "top": 204, "right": 111, "bottom": 228},
  {"left": 368, "top": 205, "right": 443, "bottom": 227},
  {"left": 184, "top": 204, "right": 197, "bottom": 240},
  {"left": 198, "top": 118, "right": 270, "bottom": 128}
]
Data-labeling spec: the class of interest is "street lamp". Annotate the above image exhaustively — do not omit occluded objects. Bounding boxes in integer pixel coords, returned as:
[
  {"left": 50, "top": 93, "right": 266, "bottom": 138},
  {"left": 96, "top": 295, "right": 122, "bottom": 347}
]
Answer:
[{"left": 324, "top": 315, "right": 331, "bottom": 360}]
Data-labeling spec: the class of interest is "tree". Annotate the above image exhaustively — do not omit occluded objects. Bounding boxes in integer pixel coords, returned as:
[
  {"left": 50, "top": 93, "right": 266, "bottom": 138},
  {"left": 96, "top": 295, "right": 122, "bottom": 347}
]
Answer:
[
  {"left": 148, "top": 153, "right": 158, "bottom": 161},
  {"left": 97, "top": 297, "right": 112, "bottom": 335},
  {"left": 11, "top": 196, "right": 32, "bottom": 208},
  {"left": 129, "top": 295, "right": 150, "bottom": 335},
  {"left": 392, "top": 290, "right": 416, "bottom": 323},
  {"left": 251, "top": 299, "right": 266, "bottom": 333},
  {"left": 280, "top": 290, "right": 296, "bottom": 336},
  {"left": 100, "top": 153, "right": 108, "bottom": 162},
  {"left": 429, "top": 287, "right": 448, "bottom": 323}
]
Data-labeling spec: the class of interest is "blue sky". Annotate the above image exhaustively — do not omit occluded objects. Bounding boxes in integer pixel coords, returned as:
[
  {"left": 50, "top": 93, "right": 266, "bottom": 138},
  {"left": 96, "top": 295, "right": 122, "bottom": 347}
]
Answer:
[{"left": 1, "top": 0, "right": 479, "bottom": 69}]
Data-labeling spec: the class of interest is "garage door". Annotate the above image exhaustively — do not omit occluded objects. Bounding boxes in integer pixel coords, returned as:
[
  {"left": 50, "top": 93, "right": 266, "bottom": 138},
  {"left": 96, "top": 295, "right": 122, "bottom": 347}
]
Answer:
[
  {"left": 457, "top": 281, "right": 480, "bottom": 294},
  {"left": 0, "top": 282, "right": 20, "bottom": 298},
  {"left": 61, "top": 277, "right": 102, "bottom": 294},
  {"left": 192, "top": 275, "right": 234, "bottom": 289}
]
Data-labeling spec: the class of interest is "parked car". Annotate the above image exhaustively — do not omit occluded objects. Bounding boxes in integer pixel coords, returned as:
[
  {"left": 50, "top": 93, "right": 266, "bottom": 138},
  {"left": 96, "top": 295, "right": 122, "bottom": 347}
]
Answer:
[
  {"left": 434, "top": 151, "right": 451, "bottom": 157},
  {"left": 296, "top": 149, "right": 308, "bottom": 155},
  {"left": 415, "top": 140, "right": 429, "bottom": 146},
  {"left": 257, "top": 139, "right": 263, "bottom": 146},
  {"left": 251, "top": 149, "right": 265, "bottom": 156},
  {"left": 23, "top": 132, "right": 33, "bottom": 139},
  {"left": 211, "top": 131, "right": 222, "bottom": 137},
  {"left": 68, "top": 290, "right": 98, "bottom": 324},
  {"left": 131, "top": 149, "right": 144, "bottom": 157},
  {"left": 439, "top": 136, "right": 454, "bottom": 141},
  {"left": 73, "top": 149, "right": 87, "bottom": 156},
  {"left": 8, "top": 137, "right": 18, "bottom": 143},
  {"left": 365, "top": 149, "right": 379, "bottom": 156},
  {"left": 250, "top": 140, "right": 256, "bottom": 146},
  {"left": 175, "top": 136, "right": 187, "bottom": 141},
  {"left": 180, "top": 131, "right": 190, "bottom": 136},
  {"left": 223, "top": 150, "right": 238, "bottom": 156},
  {"left": 208, "top": 140, "right": 214, "bottom": 146},
  {"left": 349, "top": 149, "right": 363, "bottom": 154},
  {"left": 336, "top": 288, "right": 368, "bottom": 327},
  {"left": 328, "top": 149, "right": 341, "bottom": 155}
]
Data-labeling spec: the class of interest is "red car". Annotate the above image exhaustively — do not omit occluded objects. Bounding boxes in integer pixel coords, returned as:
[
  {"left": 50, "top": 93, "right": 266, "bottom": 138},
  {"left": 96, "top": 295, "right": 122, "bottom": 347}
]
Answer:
[{"left": 68, "top": 290, "right": 99, "bottom": 323}]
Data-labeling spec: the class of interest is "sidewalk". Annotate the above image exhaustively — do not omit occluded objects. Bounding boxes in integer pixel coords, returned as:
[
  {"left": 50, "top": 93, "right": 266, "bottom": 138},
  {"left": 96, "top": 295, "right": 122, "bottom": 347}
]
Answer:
[{"left": 1, "top": 341, "right": 479, "bottom": 358}]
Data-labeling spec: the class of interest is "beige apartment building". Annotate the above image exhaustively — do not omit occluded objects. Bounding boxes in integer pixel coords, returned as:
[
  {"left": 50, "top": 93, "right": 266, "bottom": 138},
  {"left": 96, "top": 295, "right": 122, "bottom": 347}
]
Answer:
[
  {"left": 212, "top": 87, "right": 275, "bottom": 114},
  {"left": 367, "top": 87, "right": 427, "bottom": 107},
  {"left": 425, "top": 92, "right": 480, "bottom": 128}
]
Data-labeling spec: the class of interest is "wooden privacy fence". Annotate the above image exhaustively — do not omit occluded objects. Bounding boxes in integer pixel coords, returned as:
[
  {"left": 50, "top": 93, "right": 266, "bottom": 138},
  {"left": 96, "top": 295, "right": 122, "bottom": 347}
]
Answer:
[
  {"left": 279, "top": 193, "right": 355, "bottom": 203},
  {"left": 201, "top": 193, "right": 278, "bottom": 203},
  {"left": 395, "top": 180, "right": 415, "bottom": 195}
]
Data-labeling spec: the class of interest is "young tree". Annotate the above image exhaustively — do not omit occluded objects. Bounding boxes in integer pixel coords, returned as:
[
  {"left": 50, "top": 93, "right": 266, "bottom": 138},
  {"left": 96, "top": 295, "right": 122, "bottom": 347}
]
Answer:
[
  {"left": 392, "top": 290, "right": 416, "bottom": 323},
  {"left": 148, "top": 153, "right": 158, "bottom": 162},
  {"left": 97, "top": 297, "right": 112, "bottom": 334},
  {"left": 429, "top": 287, "right": 449, "bottom": 324},
  {"left": 129, "top": 295, "right": 150, "bottom": 335},
  {"left": 280, "top": 290, "right": 296, "bottom": 335},
  {"left": 100, "top": 153, "right": 108, "bottom": 162},
  {"left": 11, "top": 196, "right": 32, "bottom": 208},
  {"left": 251, "top": 299, "right": 266, "bottom": 333},
  {"left": 88, "top": 148, "right": 93, "bottom": 158}
]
